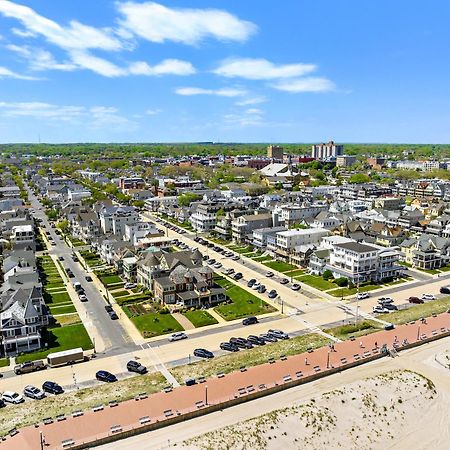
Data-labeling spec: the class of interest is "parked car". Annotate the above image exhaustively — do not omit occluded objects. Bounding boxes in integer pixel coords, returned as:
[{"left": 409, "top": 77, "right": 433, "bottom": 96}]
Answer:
[
  {"left": 233, "top": 272, "right": 243, "bottom": 280},
  {"left": 258, "top": 285, "right": 267, "bottom": 294},
  {"left": 357, "top": 292, "right": 370, "bottom": 300},
  {"left": 409, "top": 296, "right": 424, "bottom": 304},
  {"left": 193, "top": 348, "right": 214, "bottom": 359},
  {"left": 247, "top": 335, "right": 266, "bottom": 346},
  {"left": 259, "top": 333, "right": 278, "bottom": 343},
  {"left": 242, "top": 316, "right": 258, "bottom": 326},
  {"left": 96, "top": 370, "right": 117, "bottom": 382},
  {"left": 42, "top": 381, "right": 64, "bottom": 395},
  {"left": 105, "top": 304, "right": 113, "bottom": 313},
  {"left": 108, "top": 310, "right": 119, "bottom": 320},
  {"left": 440, "top": 286, "right": 450, "bottom": 294},
  {"left": 85, "top": 275, "right": 92, "bottom": 282},
  {"left": 0, "top": 398, "right": 5, "bottom": 408},
  {"left": 373, "top": 305, "right": 390, "bottom": 314},
  {"left": 279, "top": 278, "right": 289, "bottom": 285},
  {"left": 207, "top": 259, "right": 216, "bottom": 265},
  {"left": 185, "top": 378, "right": 196, "bottom": 386},
  {"left": 421, "top": 293, "right": 436, "bottom": 300},
  {"left": 126, "top": 360, "right": 147, "bottom": 374},
  {"left": 220, "top": 342, "right": 239, "bottom": 352},
  {"left": 124, "top": 283, "right": 137, "bottom": 289},
  {"left": 58, "top": 256, "right": 64, "bottom": 261},
  {"left": 231, "top": 255, "right": 240, "bottom": 261},
  {"left": 247, "top": 279, "right": 256, "bottom": 287},
  {"left": 251, "top": 282, "right": 261, "bottom": 290},
  {"left": 268, "top": 329, "right": 289, "bottom": 340},
  {"left": 268, "top": 289, "right": 278, "bottom": 299},
  {"left": 291, "top": 283, "right": 301, "bottom": 291},
  {"left": 2, "top": 391, "right": 24, "bottom": 404},
  {"left": 67, "top": 271, "right": 75, "bottom": 278},
  {"left": 72, "top": 255, "right": 78, "bottom": 262},
  {"left": 229, "top": 337, "right": 253, "bottom": 349},
  {"left": 383, "top": 303, "right": 398, "bottom": 311},
  {"left": 14, "top": 360, "right": 46, "bottom": 375},
  {"left": 378, "top": 297, "right": 393, "bottom": 304},
  {"left": 169, "top": 332, "right": 188, "bottom": 342},
  {"left": 213, "top": 262, "right": 222, "bottom": 269},
  {"left": 23, "top": 385, "right": 45, "bottom": 400},
  {"left": 78, "top": 293, "right": 88, "bottom": 302},
  {"left": 265, "top": 271, "right": 274, "bottom": 278},
  {"left": 225, "top": 268, "right": 235, "bottom": 275}
]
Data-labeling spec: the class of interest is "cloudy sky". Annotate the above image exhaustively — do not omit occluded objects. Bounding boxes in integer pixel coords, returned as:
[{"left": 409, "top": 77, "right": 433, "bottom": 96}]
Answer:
[{"left": 0, "top": 0, "right": 449, "bottom": 143}]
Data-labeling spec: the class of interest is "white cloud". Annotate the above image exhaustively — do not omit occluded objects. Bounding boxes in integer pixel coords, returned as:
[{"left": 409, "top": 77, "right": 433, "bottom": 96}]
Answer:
[
  {"left": 0, "top": 0, "right": 123, "bottom": 51},
  {"left": 145, "top": 109, "right": 162, "bottom": 115},
  {"left": 223, "top": 107, "right": 264, "bottom": 127},
  {"left": 0, "top": 66, "right": 37, "bottom": 80},
  {"left": 235, "top": 96, "right": 267, "bottom": 106},
  {"left": 175, "top": 87, "right": 247, "bottom": 97},
  {"left": 7, "top": 44, "right": 76, "bottom": 71},
  {"left": 0, "top": 101, "right": 133, "bottom": 129},
  {"left": 117, "top": 1, "right": 256, "bottom": 45},
  {"left": 69, "top": 50, "right": 126, "bottom": 77},
  {"left": 129, "top": 59, "right": 195, "bottom": 76},
  {"left": 214, "top": 58, "right": 316, "bottom": 80},
  {"left": 272, "top": 77, "right": 335, "bottom": 93},
  {"left": 245, "top": 108, "right": 262, "bottom": 114}
]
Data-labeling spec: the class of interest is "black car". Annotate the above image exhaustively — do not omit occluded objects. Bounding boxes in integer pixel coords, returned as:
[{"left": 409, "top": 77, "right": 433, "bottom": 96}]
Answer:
[
  {"left": 85, "top": 275, "right": 93, "bottom": 282},
  {"left": 258, "top": 285, "right": 266, "bottom": 294},
  {"left": 193, "top": 348, "right": 214, "bottom": 359},
  {"left": 58, "top": 256, "right": 64, "bottom": 261},
  {"left": 247, "top": 335, "right": 266, "bottom": 346},
  {"left": 96, "top": 370, "right": 117, "bottom": 382},
  {"left": 72, "top": 255, "right": 78, "bottom": 262},
  {"left": 233, "top": 272, "right": 243, "bottom": 280},
  {"left": 207, "top": 259, "right": 216, "bottom": 265},
  {"left": 220, "top": 342, "right": 239, "bottom": 352},
  {"left": 247, "top": 279, "right": 256, "bottom": 287},
  {"left": 259, "top": 333, "right": 278, "bottom": 343},
  {"left": 0, "top": 398, "right": 5, "bottom": 408},
  {"left": 109, "top": 310, "right": 118, "bottom": 320},
  {"left": 229, "top": 337, "right": 253, "bottom": 349},
  {"left": 126, "top": 360, "right": 147, "bottom": 374},
  {"left": 242, "top": 316, "right": 258, "bottom": 326},
  {"left": 194, "top": 237, "right": 200, "bottom": 242},
  {"left": 67, "top": 271, "right": 75, "bottom": 278},
  {"left": 42, "top": 381, "right": 64, "bottom": 395},
  {"left": 383, "top": 303, "right": 398, "bottom": 311},
  {"left": 105, "top": 304, "right": 113, "bottom": 313},
  {"left": 268, "top": 289, "right": 278, "bottom": 299},
  {"left": 440, "top": 286, "right": 450, "bottom": 294}
]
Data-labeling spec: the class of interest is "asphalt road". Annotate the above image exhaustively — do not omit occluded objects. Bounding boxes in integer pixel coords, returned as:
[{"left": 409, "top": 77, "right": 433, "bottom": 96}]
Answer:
[{"left": 26, "top": 184, "right": 136, "bottom": 354}]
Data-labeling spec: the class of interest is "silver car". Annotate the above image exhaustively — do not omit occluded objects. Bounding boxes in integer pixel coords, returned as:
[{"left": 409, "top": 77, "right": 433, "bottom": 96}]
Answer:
[{"left": 24, "top": 385, "right": 46, "bottom": 400}]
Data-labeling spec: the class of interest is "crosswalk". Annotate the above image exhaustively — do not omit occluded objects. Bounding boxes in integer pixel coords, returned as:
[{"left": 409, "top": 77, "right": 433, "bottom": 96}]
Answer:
[
  {"left": 140, "top": 343, "right": 180, "bottom": 387},
  {"left": 288, "top": 308, "right": 341, "bottom": 342}
]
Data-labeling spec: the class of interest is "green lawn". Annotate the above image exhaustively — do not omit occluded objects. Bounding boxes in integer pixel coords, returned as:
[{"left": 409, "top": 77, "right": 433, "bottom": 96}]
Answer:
[
  {"left": 234, "top": 246, "right": 255, "bottom": 254},
  {"left": 116, "top": 293, "right": 151, "bottom": 305},
  {"left": 111, "top": 289, "right": 130, "bottom": 298},
  {"left": 286, "top": 269, "right": 306, "bottom": 277},
  {"left": 378, "top": 296, "right": 450, "bottom": 325},
  {"left": 183, "top": 310, "right": 218, "bottom": 327},
  {"left": 417, "top": 268, "right": 440, "bottom": 275},
  {"left": 295, "top": 274, "right": 336, "bottom": 291},
  {"left": 131, "top": 313, "right": 184, "bottom": 338},
  {"left": 0, "top": 358, "right": 9, "bottom": 368},
  {"left": 252, "top": 256, "right": 273, "bottom": 262},
  {"left": 48, "top": 304, "right": 77, "bottom": 315},
  {"left": 263, "top": 261, "right": 298, "bottom": 273},
  {"left": 439, "top": 266, "right": 450, "bottom": 272},
  {"left": 16, "top": 324, "right": 93, "bottom": 363},
  {"left": 214, "top": 277, "right": 276, "bottom": 321},
  {"left": 44, "top": 282, "right": 66, "bottom": 290},
  {"left": 99, "top": 274, "right": 123, "bottom": 286},
  {"left": 44, "top": 292, "right": 72, "bottom": 304}
]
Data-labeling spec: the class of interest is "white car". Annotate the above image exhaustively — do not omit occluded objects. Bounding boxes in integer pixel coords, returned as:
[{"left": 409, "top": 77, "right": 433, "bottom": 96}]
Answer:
[
  {"left": 2, "top": 391, "right": 24, "bottom": 404},
  {"left": 124, "top": 283, "right": 137, "bottom": 289},
  {"left": 421, "top": 294, "right": 436, "bottom": 300},
  {"left": 373, "top": 305, "right": 390, "bottom": 314},
  {"left": 252, "top": 282, "right": 261, "bottom": 290},
  {"left": 357, "top": 292, "right": 370, "bottom": 300},
  {"left": 168, "top": 332, "right": 188, "bottom": 342},
  {"left": 378, "top": 297, "right": 393, "bottom": 304}
]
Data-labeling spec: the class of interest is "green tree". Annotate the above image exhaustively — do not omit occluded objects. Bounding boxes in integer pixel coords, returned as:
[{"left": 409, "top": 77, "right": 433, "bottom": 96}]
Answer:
[
  {"left": 348, "top": 173, "right": 371, "bottom": 184},
  {"left": 178, "top": 192, "right": 201, "bottom": 206}
]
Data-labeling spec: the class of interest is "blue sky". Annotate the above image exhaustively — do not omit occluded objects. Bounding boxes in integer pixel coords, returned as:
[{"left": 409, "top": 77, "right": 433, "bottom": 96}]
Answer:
[{"left": 0, "top": 0, "right": 449, "bottom": 143}]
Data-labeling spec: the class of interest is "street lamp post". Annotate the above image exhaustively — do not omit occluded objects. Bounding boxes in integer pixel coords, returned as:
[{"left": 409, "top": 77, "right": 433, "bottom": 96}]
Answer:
[
  {"left": 93, "top": 337, "right": 96, "bottom": 354},
  {"left": 327, "top": 350, "right": 330, "bottom": 369},
  {"left": 205, "top": 385, "right": 208, "bottom": 406}
]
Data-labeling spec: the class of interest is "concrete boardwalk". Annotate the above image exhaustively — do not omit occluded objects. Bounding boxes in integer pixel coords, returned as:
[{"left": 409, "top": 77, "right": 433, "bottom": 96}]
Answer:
[{"left": 3, "top": 312, "right": 449, "bottom": 450}]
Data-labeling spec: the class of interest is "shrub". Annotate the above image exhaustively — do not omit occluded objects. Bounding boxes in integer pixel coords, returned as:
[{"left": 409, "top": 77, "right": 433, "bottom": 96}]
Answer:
[
  {"left": 322, "top": 270, "right": 333, "bottom": 280},
  {"left": 335, "top": 277, "right": 348, "bottom": 287}
]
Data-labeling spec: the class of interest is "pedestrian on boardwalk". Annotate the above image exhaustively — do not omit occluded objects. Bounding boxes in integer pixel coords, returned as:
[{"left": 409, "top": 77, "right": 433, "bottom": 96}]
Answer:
[
  {"left": 305, "top": 358, "right": 309, "bottom": 365},
  {"left": 360, "top": 341, "right": 364, "bottom": 348}
]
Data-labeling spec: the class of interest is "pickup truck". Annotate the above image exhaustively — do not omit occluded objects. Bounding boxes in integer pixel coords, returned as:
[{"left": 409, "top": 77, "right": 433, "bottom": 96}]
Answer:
[{"left": 14, "top": 360, "right": 46, "bottom": 375}]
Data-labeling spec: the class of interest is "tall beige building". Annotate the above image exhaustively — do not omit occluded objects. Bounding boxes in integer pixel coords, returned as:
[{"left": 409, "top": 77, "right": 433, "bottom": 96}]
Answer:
[{"left": 267, "top": 145, "right": 284, "bottom": 161}]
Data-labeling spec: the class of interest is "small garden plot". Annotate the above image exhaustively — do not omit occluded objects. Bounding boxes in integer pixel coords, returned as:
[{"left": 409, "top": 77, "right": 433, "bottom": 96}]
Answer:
[{"left": 111, "top": 289, "right": 130, "bottom": 298}]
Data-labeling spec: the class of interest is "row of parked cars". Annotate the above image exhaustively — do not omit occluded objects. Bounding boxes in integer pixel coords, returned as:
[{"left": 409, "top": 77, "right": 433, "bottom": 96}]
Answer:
[
  {"left": 1, "top": 360, "right": 148, "bottom": 407},
  {"left": 372, "top": 293, "right": 437, "bottom": 314},
  {"left": 154, "top": 218, "right": 187, "bottom": 235},
  {"left": 247, "top": 278, "right": 278, "bottom": 299},
  {"left": 192, "top": 329, "right": 290, "bottom": 360}
]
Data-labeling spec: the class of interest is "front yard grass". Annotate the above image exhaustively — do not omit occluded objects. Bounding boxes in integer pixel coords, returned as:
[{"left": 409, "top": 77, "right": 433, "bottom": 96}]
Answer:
[
  {"left": 182, "top": 310, "right": 218, "bottom": 328},
  {"left": 378, "top": 297, "right": 450, "bottom": 325},
  {"left": 295, "top": 274, "right": 336, "bottom": 291},
  {"left": 16, "top": 323, "right": 93, "bottom": 363},
  {"left": 98, "top": 274, "right": 123, "bottom": 286},
  {"left": 171, "top": 333, "right": 330, "bottom": 382},
  {"left": 214, "top": 277, "right": 276, "bottom": 320},
  {"left": 48, "top": 304, "right": 77, "bottom": 315},
  {"left": 0, "top": 358, "right": 9, "bottom": 368},
  {"left": 263, "top": 260, "right": 298, "bottom": 273},
  {"left": 131, "top": 313, "right": 184, "bottom": 338},
  {"left": 111, "top": 289, "right": 130, "bottom": 298},
  {"left": 328, "top": 284, "right": 380, "bottom": 297},
  {"left": 44, "top": 291, "right": 71, "bottom": 304}
]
